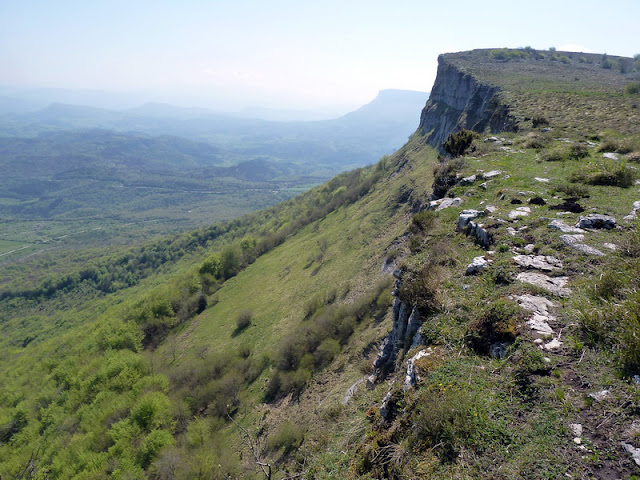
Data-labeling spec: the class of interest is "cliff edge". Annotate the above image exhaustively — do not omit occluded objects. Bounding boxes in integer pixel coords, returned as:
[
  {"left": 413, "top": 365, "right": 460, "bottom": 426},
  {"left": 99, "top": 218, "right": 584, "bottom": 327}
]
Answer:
[{"left": 419, "top": 53, "right": 517, "bottom": 150}]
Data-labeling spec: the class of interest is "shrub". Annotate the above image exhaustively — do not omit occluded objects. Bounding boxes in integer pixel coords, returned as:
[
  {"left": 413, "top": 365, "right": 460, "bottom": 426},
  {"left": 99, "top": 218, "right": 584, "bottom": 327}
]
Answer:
[
  {"left": 399, "top": 262, "right": 445, "bottom": 313},
  {"left": 235, "top": 310, "right": 252, "bottom": 331},
  {"left": 467, "top": 299, "right": 521, "bottom": 354},
  {"left": 138, "top": 429, "right": 174, "bottom": 469},
  {"left": 411, "top": 210, "right": 437, "bottom": 232},
  {"left": 432, "top": 157, "right": 465, "bottom": 199},
  {"left": 443, "top": 129, "right": 477, "bottom": 157},
  {"left": 511, "top": 342, "right": 551, "bottom": 395},
  {"left": 550, "top": 182, "right": 590, "bottom": 198},
  {"left": 532, "top": 116, "right": 549, "bottom": 128},
  {"left": 541, "top": 143, "right": 589, "bottom": 162},
  {"left": 411, "top": 386, "right": 478, "bottom": 462},
  {"left": 598, "top": 137, "right": 636, "bottom": 154},
  {"left": 132, "top": 392, "right": 172, "bottom": 431},
  {"left": 523, "top": 132, "right": 551, "bottom": 149},
  {"left": 570, "top": 160, "right": 636, "bottom": 187},
  {"left": 314, "top": 338, "right": 340, "bottom": 368},
  {"left": 266, "top": 421, "right": 304, "bottom": 454}
]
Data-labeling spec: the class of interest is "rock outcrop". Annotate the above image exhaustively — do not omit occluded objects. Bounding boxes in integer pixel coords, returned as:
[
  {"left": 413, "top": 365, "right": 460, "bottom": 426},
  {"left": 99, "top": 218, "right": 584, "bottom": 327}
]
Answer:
[{"left": 418, "top": 55, "right": 517, "bottom": 150}]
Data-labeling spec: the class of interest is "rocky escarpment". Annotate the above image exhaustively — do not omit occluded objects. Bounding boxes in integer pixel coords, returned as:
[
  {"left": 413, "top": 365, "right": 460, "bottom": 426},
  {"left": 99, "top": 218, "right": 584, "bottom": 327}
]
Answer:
[{"left": 419, "top": 54, "right": 517, "bottom": 150}]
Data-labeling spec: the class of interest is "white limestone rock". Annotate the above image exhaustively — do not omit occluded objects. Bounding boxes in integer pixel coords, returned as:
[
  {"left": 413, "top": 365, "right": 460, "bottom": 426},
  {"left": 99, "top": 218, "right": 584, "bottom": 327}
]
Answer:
[
  {"left": 548, "top": 219, "right": 585, "bottom": 234},
  {"left": 512, "top": 254, "right": 563, "bottom": 272},
  {"left": 560, "top": 235, "right": 605, "bottom": 256},
  {"left": 516, "top": 272, "right": 571, "bottom": 297}
]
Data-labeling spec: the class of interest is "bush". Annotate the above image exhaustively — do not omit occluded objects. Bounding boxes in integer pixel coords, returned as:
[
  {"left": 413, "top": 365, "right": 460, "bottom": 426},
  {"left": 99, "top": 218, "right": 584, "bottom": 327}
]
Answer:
[
  {"left": 541, "top": 143, "right": 589, "bottom": 162},
  {"left": 399, "top": 262, "right": 444, "bottom": 313},
  {"left": 411, "top": 386, "right": 478, "bottom": 462},
  {"left": 411, "top": 210, "right": 437, "bottom": 232},
  {"left": 443, "top": 129, "right": 477, "bottom": 157},
  {"left": 314, "top": 338, "right": 340, "bottom": 368},
  {"left": 236, "top": 310, "right": 252, "bottom": 331},
  {"left": 467, "top": 299, "right": 520, "bottom": 354},
  {"left": 523, "top": 132, "right": 551, "bottom": 149},
  {"left": 432, "top": 158, "right": 465, "bottom": 199},
  {"left": 532, "top": 116, "right": 549, "bottom": 128},
  {"left": 266, "top": 421, "right": 304, "bottom": 454},
  {"left": 570, "top": 160, "right": 636, "bottom": 187}
]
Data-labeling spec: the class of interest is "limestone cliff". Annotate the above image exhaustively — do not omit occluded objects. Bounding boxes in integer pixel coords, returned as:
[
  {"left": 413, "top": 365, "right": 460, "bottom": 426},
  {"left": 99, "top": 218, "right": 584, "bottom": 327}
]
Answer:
[{"left": 419, "top": 54, "right": 517, "bottom": 150}]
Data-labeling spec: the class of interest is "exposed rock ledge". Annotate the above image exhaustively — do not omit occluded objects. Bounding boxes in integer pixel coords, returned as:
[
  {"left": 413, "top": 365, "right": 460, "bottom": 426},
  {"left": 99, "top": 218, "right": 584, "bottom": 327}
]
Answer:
[{"left": 418, "top": 55, "right": 517, "bottom": 150}]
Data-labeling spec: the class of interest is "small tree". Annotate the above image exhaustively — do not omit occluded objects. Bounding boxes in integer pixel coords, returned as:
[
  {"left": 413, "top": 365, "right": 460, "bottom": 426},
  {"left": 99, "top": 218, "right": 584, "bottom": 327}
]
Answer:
[{"left": 443, "top": 129, "right": 477, "bottom": 157}]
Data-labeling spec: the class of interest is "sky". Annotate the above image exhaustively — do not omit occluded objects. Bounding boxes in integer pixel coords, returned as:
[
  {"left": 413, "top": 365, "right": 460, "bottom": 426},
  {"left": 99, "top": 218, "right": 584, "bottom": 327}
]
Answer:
[{"left": 1, "top": 0, "right": 639, "bottom": 114}]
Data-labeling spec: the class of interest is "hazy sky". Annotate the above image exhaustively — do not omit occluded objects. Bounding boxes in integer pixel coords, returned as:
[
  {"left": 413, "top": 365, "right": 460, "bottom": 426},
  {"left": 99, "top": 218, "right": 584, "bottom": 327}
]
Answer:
[{"left": 2, "top": 0, "right": 639, "bottom": 113}]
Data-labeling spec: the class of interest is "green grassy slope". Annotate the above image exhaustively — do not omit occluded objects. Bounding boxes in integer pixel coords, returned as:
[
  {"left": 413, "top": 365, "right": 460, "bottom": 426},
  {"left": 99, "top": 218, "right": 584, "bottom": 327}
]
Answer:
[{"left": 2, "top": 48, "right": 640, "bottom": 479}]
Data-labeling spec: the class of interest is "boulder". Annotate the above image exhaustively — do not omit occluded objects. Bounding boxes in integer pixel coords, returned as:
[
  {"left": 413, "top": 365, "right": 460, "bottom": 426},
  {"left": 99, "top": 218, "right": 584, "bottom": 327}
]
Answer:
[
  {"left": 460, "top": 175, "right": 477, "bottom": 185},
  {"left": 466, "top": 256, "right": 491, "bottom": 275},
  {"left": 534, "top": 177, "right": 550, "bottom": 183},
  {"left": 457, "top": 209, "right": 483, "bottom": 230},
  {"left": 621, "top": 443, "right": 640, "bottom": 467},
  {"left": 543, "top": 338, "right": 563, "bottom": 350},
  {"left": 482, "top": 170, "right": 502, "bottom": 179},
  {"left": 435, "top": 197, "right": 462, "bottom": 211},
  {"left": 588, "top": 389, "right": 609, "bottom": 402},
  {"left": 623, "top": 200, "right": 640, "bottom": 221},
  {"left": 490, "top": 342, "right": 507, "bottom": 359},
  {"left": 484, "top": 205, "right": 498, "bottom": 214},
  {"left": 603, "top": 152, "right": 619, "bottom": 160},
  {"left": 576, "top": 214, "right": 616, "bottom": 230}
]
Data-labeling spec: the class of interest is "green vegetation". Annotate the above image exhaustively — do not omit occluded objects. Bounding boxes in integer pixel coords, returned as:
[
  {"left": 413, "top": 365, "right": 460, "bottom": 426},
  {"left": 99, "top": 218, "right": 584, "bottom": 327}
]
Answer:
[{"left": 3, "top": 48, "right": 640, "bottom": 479}]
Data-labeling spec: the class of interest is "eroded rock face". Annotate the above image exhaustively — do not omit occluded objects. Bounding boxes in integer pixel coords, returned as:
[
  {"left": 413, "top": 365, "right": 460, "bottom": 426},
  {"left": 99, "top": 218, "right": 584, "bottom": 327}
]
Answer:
[
  {"left": 418, "top": 56, "right": 517, "bottom": 150},
  {"left": 457, "top": 209, "right": 483, "bottom": 230},
  {"left": 404, "top": 348, "right": 433, "bottom": 390},
  {"left": 371, "top": 294, "right": 423, "bottom": 383}
]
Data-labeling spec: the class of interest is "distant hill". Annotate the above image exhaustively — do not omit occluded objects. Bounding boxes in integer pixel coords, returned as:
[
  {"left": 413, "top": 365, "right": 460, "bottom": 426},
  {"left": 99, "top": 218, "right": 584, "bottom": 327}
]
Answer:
[{"left": 0, "top": 89, "right": 430, "bottom": 170}]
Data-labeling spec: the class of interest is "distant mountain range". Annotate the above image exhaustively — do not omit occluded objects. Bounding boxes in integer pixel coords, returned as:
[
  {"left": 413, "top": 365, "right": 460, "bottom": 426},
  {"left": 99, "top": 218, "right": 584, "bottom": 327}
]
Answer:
[{"left": 0, "top": 89, "right": 429, "bottom": 170}]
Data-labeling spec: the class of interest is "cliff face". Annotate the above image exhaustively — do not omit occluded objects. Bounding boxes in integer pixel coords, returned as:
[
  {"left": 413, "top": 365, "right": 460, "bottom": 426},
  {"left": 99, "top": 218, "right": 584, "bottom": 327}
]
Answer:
[{"left": 419, "top": 55, "right": 517, "bottom": 150}]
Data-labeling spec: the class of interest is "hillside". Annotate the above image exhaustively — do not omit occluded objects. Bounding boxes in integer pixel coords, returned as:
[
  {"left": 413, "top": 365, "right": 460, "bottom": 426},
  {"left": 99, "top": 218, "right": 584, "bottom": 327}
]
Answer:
[{"left": 2, "top": 48, "right": 640, "bottom": 479}]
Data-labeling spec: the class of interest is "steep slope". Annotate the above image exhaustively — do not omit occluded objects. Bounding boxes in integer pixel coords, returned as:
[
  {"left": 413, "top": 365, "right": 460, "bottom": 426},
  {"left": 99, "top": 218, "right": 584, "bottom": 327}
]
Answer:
[{"left": 2, "top": 48, "right": 640, "bottom": 479}]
